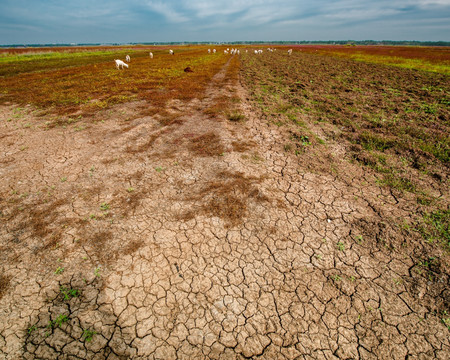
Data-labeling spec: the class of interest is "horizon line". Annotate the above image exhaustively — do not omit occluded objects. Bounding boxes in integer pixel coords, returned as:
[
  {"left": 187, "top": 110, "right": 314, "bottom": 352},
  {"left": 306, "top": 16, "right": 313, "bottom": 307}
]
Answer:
[{"left": 1, "top": 39, "right": 450, "bottom": 47}]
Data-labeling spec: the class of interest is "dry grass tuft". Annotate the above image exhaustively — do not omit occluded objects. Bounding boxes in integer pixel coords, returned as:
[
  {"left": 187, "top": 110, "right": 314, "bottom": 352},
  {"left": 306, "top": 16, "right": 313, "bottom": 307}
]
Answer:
[
  {"left": 114, "top": 190, "right": 147, "bottom": 216},
  {"left": 232, "top": 140, "right": 256, "bottom": 152},
  {"left": 179, "top": 170, "right": 268, "bottom": 227},
  {"left": 189, "top": 132, "right": 225, "bottom": 157},
  {"left": 0, "top": 275, "right": 11, "bottom": 300},
  {"left": 122, "top": 240, "right": 145, "bottom": 255}
]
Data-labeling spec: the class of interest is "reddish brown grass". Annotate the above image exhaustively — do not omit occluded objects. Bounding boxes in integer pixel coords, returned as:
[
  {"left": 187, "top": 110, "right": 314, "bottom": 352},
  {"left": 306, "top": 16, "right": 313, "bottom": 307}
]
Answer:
[
  {"left": 189, "top": 132, "right": 225, "bottom": 157},
  {"left": 0, "top": 46, "right": 230, "bottom": 118},
  {"left": 0, "top": 275, "right": 11, "bottom": 300}
]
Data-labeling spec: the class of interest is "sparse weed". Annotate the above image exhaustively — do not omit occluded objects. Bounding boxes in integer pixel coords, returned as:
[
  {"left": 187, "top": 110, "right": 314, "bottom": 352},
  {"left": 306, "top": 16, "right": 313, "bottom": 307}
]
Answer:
[
  {"left": 355, "top": 235, "right": 364, "bottom": 244},
  {"left": 300, "top": 135, "right": 311, "bottom": 146},
  {"left": 27, "top": 325, "right": 37, "bottom": 334},
  {"left": 60, "top": 286, "right": 79, "bottom": 300},
  {"left": 417, "top": 209, "right": 449, "bottom": 250},
  {"left": 337, "top": 241, "right": 345, "bottom": 251},
  {"left": 94, "top": 266, "right": 101, "bottom": 277},
  {"left": 82, "top": 328, "right": 97, "bottom": 342},
  {"left": 100, "top": 202, "right": 110, "bottom": 211},
  {"left": 331, "top": 274, "right": 342, "bottom": 282},
  {"left": 47, "top": 314, "right": 69, "bottom": 330},
  {"left": 251, "top": 154, "right": 263, "bottom": 162},
  {"left": 442, "top": 311, "right": 450, "bottom": 330}
]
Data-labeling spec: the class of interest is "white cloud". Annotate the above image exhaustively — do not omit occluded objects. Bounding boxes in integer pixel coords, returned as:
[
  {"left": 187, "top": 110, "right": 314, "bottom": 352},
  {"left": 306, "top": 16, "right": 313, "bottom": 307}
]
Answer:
[
  {"left": 145, "top": 1, "right": 189, "bottom": 23},
  {"left": 1, "top": 0, "right": 449, "bottom": 43},
  {"left": 416, "top": 0, "right": 450, "bottom": 5}
]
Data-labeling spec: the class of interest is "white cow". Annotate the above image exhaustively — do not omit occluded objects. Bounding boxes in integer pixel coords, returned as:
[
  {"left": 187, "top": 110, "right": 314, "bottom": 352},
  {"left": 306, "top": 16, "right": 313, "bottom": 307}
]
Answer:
[
  {"left": 169, "top": 49, "right": 174, "bottom": 55},
  {"left": 115, "top": 59, "right": 128, "bottom": 69},
  {"left": 213, "top": 49, "right": 216, "bottom": 53},
  {"left": 149, "top": 52, "right": 153, "bottom": 58}
]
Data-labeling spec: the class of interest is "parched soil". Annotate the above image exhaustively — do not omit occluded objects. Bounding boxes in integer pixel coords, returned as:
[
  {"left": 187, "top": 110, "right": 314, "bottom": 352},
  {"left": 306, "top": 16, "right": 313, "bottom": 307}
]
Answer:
[{"left": 0, "top": 49, "right": 449, "bottom": 359}]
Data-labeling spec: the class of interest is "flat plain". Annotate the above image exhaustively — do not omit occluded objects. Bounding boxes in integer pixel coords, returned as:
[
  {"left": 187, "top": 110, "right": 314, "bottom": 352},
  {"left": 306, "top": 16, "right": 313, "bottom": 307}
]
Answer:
[{"left": 0, "top": 44, "right": 449, "bottom": 359}]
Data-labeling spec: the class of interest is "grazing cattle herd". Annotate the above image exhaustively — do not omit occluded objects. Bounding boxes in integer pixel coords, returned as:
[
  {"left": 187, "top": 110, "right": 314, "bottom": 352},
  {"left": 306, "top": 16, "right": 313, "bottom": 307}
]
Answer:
[{"left": 114, "top": 47, "right": 293, "bottom": 69}]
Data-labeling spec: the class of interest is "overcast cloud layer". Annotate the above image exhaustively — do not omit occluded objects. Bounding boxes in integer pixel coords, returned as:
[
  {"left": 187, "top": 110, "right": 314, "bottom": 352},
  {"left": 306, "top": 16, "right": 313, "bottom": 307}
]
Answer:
[{"left": 0, "top": 0, "right": 449, "bottom": 44}]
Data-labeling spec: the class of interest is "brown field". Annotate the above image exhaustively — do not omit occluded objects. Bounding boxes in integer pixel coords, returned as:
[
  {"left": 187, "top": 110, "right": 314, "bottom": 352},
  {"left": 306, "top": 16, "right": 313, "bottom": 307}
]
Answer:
[{"left": 0, "top": 45, "right": 449, "bottom": 359}]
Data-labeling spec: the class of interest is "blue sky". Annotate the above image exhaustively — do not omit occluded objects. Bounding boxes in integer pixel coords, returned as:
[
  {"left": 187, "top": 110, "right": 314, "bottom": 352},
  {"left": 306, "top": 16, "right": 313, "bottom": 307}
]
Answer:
[{"left": 0, "top": 0, "right": 449, "bottom": 44}]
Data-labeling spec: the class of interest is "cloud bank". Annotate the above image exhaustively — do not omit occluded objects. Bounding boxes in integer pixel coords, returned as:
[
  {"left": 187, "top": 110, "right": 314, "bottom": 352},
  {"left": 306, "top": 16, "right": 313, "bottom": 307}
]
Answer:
[{"left": 0, "top": 0, "right": 448, "bottom": 44}]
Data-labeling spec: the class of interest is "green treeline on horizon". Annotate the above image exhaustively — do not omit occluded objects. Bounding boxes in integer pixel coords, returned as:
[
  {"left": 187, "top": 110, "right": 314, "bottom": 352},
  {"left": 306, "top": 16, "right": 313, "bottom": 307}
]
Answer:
[{"left": 1, "top": 40, "right": 449, "bottom": 48}]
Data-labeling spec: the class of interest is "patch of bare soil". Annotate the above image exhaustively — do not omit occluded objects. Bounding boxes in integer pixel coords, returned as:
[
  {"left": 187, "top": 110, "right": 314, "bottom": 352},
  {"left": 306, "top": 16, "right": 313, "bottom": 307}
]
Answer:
[{"left": 0, "top": 54, "right": 449, "bottom": 360}]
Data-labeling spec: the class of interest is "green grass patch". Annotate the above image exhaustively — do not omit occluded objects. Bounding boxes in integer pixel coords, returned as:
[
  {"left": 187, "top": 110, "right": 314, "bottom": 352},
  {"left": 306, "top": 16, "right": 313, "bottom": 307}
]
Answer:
[
  {"left": 359, "top": 132, "right": 396, "bottom": 152},
  {"left": 418, "top": 210, "right": 450, "bottom": 250},
  {"left": 378, "top": 173, "right": 416, "bottom": 192},
  {"left": 349, "top": 54, "right": 450, "bottom": 75}
]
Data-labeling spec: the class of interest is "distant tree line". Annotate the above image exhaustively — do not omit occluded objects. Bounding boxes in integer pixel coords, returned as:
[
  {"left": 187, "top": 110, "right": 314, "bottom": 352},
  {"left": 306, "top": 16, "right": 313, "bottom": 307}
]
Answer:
[
  {"left": 1, "top": 40, "right": 449, "bottom": 48},
  {"left": 227, "top": 40, "right": 450, "bottom": 46}
]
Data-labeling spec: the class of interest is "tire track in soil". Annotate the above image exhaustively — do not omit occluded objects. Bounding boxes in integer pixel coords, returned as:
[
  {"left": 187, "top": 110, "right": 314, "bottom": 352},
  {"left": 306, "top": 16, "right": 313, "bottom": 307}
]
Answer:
[{"left": 0, "top": 56, "right": 448, "bottom": 359}]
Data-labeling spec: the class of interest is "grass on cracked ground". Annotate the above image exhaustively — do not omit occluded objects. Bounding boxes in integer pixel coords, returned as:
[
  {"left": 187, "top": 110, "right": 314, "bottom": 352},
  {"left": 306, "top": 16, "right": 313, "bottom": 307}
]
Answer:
[{"left": 240, "top": 49, "right": 449, "bottom": 251}]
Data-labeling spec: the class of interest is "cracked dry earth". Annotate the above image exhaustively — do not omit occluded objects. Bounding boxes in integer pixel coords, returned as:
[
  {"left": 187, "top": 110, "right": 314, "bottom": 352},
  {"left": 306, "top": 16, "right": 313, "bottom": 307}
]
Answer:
[{"left": 1, "top": 58, "right": 449, "bottom": 359}]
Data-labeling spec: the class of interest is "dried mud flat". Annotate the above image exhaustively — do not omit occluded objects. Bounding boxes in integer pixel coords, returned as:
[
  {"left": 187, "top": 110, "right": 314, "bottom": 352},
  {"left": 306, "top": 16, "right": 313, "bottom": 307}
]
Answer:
[{"left": 0, "top": 57, "right": 449, "bottom": 359}]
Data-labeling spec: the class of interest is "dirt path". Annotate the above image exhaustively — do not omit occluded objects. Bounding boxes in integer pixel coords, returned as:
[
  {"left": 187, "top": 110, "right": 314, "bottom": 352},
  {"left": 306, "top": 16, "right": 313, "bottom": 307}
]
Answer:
[{"left": 0, "top": 57, "right": 449, "bottom": 359}]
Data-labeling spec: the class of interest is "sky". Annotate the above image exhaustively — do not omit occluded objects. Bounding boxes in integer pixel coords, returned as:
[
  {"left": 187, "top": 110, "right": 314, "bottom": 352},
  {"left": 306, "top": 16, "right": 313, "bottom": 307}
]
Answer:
[{"left": 0, "top": 0, "right": 449, "bottom": 44}]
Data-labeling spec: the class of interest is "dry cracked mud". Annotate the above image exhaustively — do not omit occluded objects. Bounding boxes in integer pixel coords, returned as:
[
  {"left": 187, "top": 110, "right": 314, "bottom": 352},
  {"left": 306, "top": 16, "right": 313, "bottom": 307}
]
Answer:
[{"left": 0, "top": 57, "right": 449, "bottom": 359}]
